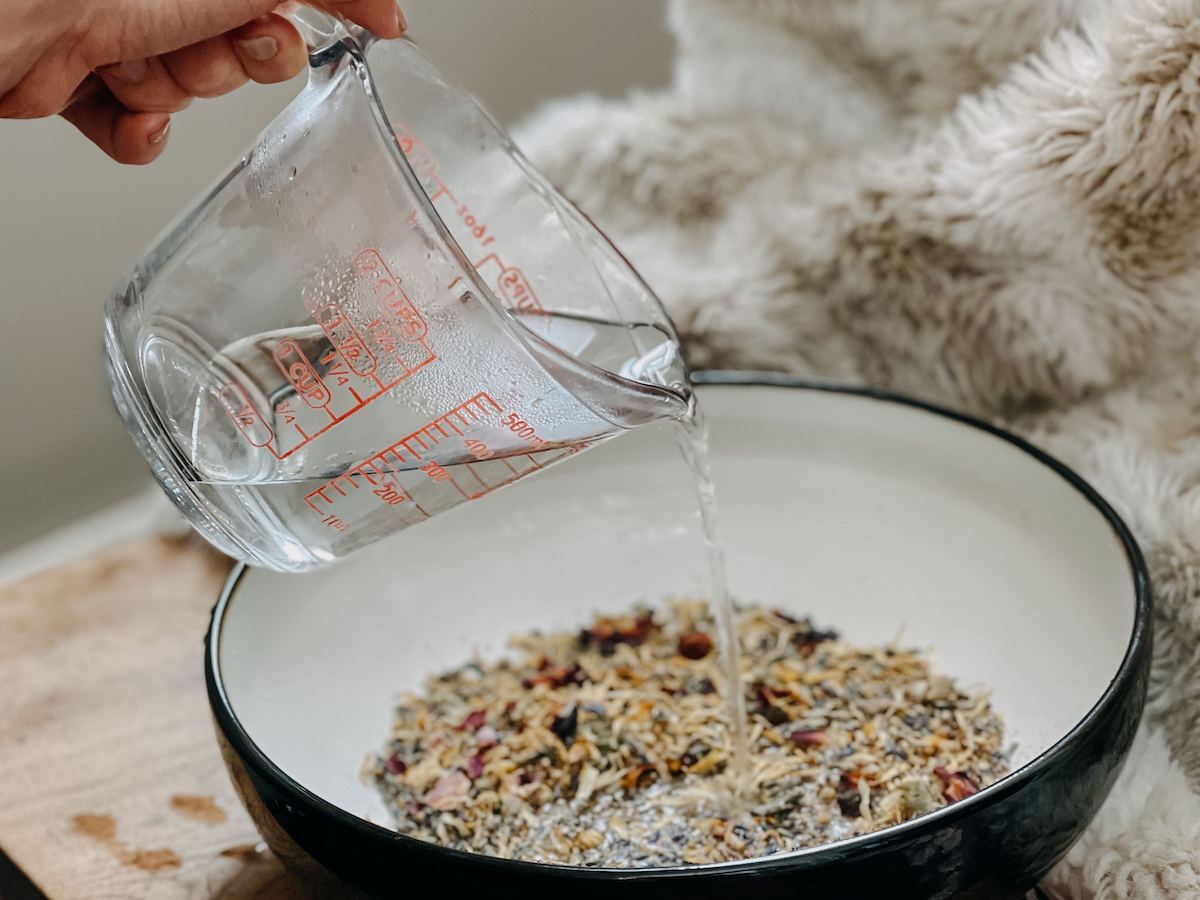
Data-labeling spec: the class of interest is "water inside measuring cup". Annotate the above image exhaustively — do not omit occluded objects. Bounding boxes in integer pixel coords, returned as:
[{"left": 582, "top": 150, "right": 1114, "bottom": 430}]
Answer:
[
  {"left": 187, "top": 310, "right": 686, "bottom": 483},
  {"left": 138, "top": 307, "right": 688, "bottom": 567}
]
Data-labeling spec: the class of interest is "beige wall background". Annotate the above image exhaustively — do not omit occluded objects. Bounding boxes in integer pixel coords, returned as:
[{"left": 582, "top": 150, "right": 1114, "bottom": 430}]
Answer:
[{"left": 0, "top": 1, "right": 672, "bottom": 554}]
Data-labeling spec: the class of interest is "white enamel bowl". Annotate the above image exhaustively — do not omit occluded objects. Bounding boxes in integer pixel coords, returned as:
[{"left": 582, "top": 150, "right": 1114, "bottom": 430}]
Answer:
[{"left": 207, "top": 376, "right": 1150, "bottom": 899}]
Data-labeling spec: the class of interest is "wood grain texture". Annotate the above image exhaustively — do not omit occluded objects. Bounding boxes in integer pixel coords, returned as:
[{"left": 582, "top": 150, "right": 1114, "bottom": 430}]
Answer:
[{"left": 0, "top": 535, "right": 326, "bottom": 899}]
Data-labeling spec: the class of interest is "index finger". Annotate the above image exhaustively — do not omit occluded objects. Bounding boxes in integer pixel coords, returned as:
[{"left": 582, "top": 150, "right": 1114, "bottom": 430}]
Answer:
[{"left": 306, "top": 1, "right": 406, "bottom": 39}]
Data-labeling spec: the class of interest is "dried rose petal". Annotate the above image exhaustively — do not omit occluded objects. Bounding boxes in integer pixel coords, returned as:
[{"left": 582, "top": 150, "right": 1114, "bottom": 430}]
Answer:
[
  {"left": 475, "top": 725, "right": 499, "bottom": 748},
  {"left": 788, "top": 729, "right": 828, "bottom": 748},
  {"left": 423, "top": 771, "right": 470, "bottom": 811},
  {"left": 466, "top": 754, "right": 485, "bottom": 779},
  {"left": 678, "top": 631, "right": 714, "bottom": 660},
  {"left": 933, "top": 767, "right": 979, "bottom": 803},
  {"left": 457, "top": 708, "right": 487, "bottom": 732},
  {"left": 384, "top": 753, "right": 408, "bottom": 775}
]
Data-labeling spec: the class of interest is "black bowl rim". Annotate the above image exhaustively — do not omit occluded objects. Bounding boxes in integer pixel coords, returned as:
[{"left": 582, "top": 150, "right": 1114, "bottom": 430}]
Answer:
[{"left": 205, "top": 372, "right": 1152, "bottom": 882}]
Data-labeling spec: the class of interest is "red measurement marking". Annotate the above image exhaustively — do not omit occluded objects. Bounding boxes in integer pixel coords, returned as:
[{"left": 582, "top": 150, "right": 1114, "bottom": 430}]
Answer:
[
  {"left": 464, "top": 438, "right": 495, "bottom": 461},
  {"left": 272, "top": 338, "right": 331, "bottom": 410},
  {"left": 420, "top": 461, "right": 452, "bottom": 483},
  {"left": 321, "top": 514, "right": 349, "bottom": 533},
  {"left": 354, "top": 249, "right": 429, "bottom": 342},
  {"left": 216, "top": 383, "right": 273, "bottom": 448},
  {"left": 474, "top": 253, "right": 502, "bottom": 273},
  {"left": 497, "top": 267, "right": 545, "bottom": 315},
  {"left": 230, "top": 248, "right": 440, "bottom": 460},
  {"left": 316, "top": 303, "right": 377, "bottom": 376},
  {"left": 304, "top": 392, "right": 504, "bottom": 517}
]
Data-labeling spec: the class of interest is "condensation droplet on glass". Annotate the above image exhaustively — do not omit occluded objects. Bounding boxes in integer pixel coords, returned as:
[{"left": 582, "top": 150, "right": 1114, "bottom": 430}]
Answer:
[{"left": 288, "top": 167, "right": 298, "bottom": 180}]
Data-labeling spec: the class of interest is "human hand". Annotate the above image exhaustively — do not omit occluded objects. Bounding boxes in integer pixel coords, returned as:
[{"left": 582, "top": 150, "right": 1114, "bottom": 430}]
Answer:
[{"left": 0, "top": 0, "right": 405, "bottom": 164}]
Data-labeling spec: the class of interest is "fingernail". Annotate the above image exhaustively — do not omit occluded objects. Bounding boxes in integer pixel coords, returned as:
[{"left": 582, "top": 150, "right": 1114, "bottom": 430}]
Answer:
[
  {"left": 108, "top": 58, "right": 149, "bottom": 83},
  {"left": 148, "top": 118, "right": 171, "bottom": 145},
  {"left": 395, "top": 4, "right": 407, "bottom": 32},
  {"left": 236, "top": 36, "right": 279, "bottom": 61}
]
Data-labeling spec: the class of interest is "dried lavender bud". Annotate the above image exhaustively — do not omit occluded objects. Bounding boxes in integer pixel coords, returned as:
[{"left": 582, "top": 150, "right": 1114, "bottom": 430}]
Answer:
[
  {"left": 793, "top": 621, "right": 839, "bottom": 656},
  {"left": 550, "top": 705, "right": 578, "bottom": 745},
  {"left": 836, "top": 773, "right": 863, "bottom": 817},
  {"left": 754, "top": 684, "right": 791, "bottom": 725}
]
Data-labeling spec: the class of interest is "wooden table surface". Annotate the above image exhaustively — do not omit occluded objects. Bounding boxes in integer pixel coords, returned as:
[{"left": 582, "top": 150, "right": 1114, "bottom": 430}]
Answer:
[{"left": 0, "top": 535, "right": 333, "bottom": 899}]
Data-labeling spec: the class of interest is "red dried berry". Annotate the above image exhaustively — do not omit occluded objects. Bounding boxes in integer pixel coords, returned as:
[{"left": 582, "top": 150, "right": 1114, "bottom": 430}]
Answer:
[
  {"left": 678, "top": 631, "right": 714, "bottom": 660},
  {"left": 384, "top": 754, "right": 407, "bottom": 775}
]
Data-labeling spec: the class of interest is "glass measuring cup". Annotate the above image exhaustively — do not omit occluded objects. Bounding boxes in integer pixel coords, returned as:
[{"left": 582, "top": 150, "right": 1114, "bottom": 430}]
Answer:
[{"left": 104, "top": 11, "right": 690, "bottom": 572}]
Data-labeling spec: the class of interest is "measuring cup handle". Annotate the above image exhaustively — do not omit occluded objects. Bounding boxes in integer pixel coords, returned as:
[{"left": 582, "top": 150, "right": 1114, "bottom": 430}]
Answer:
[{"left": 282, "top": 5, "right": 374, "bottom": 68}]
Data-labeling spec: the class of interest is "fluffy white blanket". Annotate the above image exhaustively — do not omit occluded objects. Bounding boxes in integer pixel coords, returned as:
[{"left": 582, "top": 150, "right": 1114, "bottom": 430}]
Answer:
[{"left": 514, "top": 1, "right": 1200, "bottom": 896}]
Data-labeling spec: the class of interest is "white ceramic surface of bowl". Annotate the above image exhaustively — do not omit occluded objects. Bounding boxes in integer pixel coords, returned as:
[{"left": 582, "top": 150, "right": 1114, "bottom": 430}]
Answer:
[{"left": 216, "top": 380, "right": 1136, "bottom": 836}]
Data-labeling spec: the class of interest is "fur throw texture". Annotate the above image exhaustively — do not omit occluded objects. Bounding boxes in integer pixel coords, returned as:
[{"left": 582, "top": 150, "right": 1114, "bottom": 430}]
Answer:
[{"left": 514, "top": 1, "right": 1200, "bottom": 896}]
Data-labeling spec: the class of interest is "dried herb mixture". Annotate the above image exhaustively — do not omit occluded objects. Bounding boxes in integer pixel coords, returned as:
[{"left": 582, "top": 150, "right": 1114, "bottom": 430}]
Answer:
[{"left": 365, "top": 602, "right": 1007, "bottom": 867}]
